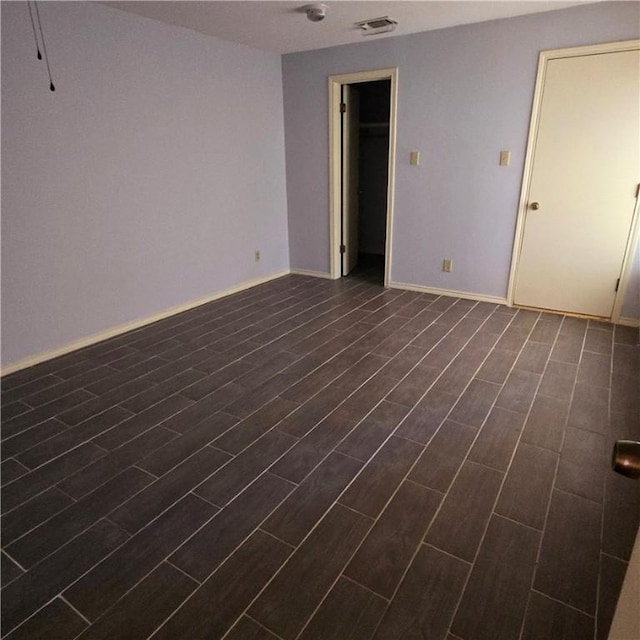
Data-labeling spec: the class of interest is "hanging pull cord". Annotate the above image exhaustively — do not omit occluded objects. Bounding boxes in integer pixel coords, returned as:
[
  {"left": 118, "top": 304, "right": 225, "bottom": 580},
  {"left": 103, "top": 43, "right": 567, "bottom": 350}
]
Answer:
[
  {"left": 30, "top": 1, "right": 55, "bottom": 91},
  {"left": 27, "top": 1, "right": 42, "bottom": 60}
]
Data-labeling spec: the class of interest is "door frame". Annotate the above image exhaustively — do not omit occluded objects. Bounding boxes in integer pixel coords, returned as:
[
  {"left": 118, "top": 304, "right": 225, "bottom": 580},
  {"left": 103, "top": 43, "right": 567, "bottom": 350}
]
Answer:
[
  {"left": 328, "top": 67, "right": 398, "bottom": 285},
  {"left": 507, "top": 40, "right": 640, "bottom": 322}
]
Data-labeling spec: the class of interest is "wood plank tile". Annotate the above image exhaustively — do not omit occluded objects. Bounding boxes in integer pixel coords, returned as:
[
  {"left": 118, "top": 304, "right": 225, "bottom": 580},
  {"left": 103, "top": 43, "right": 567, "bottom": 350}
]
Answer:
[
  {"left": 7, "top": 467, "right": 154, "bottom": 568},
  {"left": 2, "top": 442, "right": 107, "bottom": 512},
  {"left": 551, "top": 333, "right": 584, "bottom": 364},
  {"left": 495, "top": 442, "right": 557, "bottom": 530},
  {"left": 107, "top": 446, "right": 231, "bottom": 534},
  {"left": 447, "top": 379, "right": 501, "bottom": 428},
  {"left": 514, "top": 342, "right": 552, "bottom": 374},
  {"left": 14, "top": 407, "right": 132, "bottom": 470},
  {"left": 451, "top": 515, "right": 541, "bottom": 640},
  {"left": 534, "top": 490, "right": 601, "bottom": 614},
  {"left": 408, "top": 421, "right": 476, "bottom": 493},
  {"left": 213, "top": 397, "right": 299, "bottom": 454},
  {"left": 602, "top": 472, "right": 640, "bottom": 561},
  {"left": 613, "top": 343, "right": 639, "bottom": 377},
  {"left": 521, "top": 591, "right": 594, "bottom": 640},
  {"left": 1, "top": 459, "right": 29, "bottom": 484},
  {"left": 2, "top": 389, "right": 96, "bottom": 439},
  {"left": 520, "top": 394, "right": 569, "bottom": 453},
  {"left": 269, "top": 412, "right": 357, "bottom": 485},
  {"left": 372, "top": 544, "right": 469, "bottom": 640},
  {"left": 381, "top": 346, "right": 428, "bottom": 380},
  {"left": 196, "top": 429, "right": 297, "bottom": 506},
  {"left": 159, "top": 385, "right": 243, "bottom": 434},
  {"left": 225, "top": 617, "right": 280, "bottom": 640},
  {"left": 426, "top": 461, "right": 503, "bottom": 562},
  {"left": 171, "top": 472, "right": 294, "bottom": 582},
  {"left": 334, "top": 372, "right": 399, "bottom": 423},
  {"left": 1, "top": 519, "right": 129, "bottom": 635},
  {"left": 468, "top": 407, "right": 525, "bottom": 471},
  {"left": 57, "top": 426, "right": 177, "bottom": 500},
  {"left": 92, "top": 394, "right": 193, "bottom": 450},
  {"left": 568, "top": 383, "right": 608, "bottom": 434},
  {"left": 1, "top": 488, "right": 74, "bottom": 546},
  {"left": 263, "top": 451, "right": 362, "bottom": 546},
  {"left": 249, "top": 504, "right": 372, "bottom": 640},
  {"left": 597, "top": 553, "right": 628, "bottom": 640},
  {"left": 495, "top": 369, "right": 541, "bottom": 415},
  {"left": 156, "top": 531, "right": 292, "bottom": 639},
  {"left": 345, "top": 481, "right": 441, "bottom": 598},
  {"left": 56, "top": 378, "right": 155, "bottom": 426},
  {"left": 495, "top": 325, "right": 531, "bottom": 352},
  {"left": 555, "top": 427, "right": 607, "bottom": 503},
  {"left": 394, "top": 389, "right": 458, "bottom": 444},
  {"left": 298, "top": 577, "right": 387, "bottom": 640},
  {"left": 3, "top": 598, "right": 88, "bottom": 640},
  {"left": 340, "top": 436, "right": 423, "bottom": 518},
  {"left": 584, "top": 327, "right": 613, "bottom": 354},
  {"left": 528, "top": 316, "right": 562, "bottom": 344},
  {"left": 136, "top": 411, "right": 237, "bottom": 477},
  {"left": 577, "top": 351, "right": 611, "bottom": 389},
  {"left": 1, "top": 374, "right": 64, "bottom": 407},
  {"left": 64, "top": 494, "right": 217, "bottom": 622},
  {"left": 475, "top": 348, "right": 518, "bottom": 384},
  {"left": 119, "top": 368, "right": 205, "bottom": 413},
  {"left": 74, "top": 562, "right": 197, "bottom": 640},
  {"left": 337, "top": 400, "right": 410, "bottom": 462},
  {"left": 1, "top": 551, "right": 24, "bottom": 586}
]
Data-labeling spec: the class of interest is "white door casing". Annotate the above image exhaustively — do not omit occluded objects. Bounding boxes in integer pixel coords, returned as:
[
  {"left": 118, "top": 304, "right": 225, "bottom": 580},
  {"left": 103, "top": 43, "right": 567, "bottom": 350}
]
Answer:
[
  {"left": 328, "top": 68, "right": 398, "bottom": 285},
  {"left": 509, "top": 41, "right": 640, "bottom": 320},
  {"left": 342, "top": 84, "right": 360, "bottom": 276}
]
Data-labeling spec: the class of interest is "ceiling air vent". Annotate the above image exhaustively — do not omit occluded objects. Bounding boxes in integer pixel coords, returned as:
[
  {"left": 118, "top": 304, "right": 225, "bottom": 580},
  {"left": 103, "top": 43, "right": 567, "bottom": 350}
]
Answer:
[{"left": 356, "top": 16, "right": 398, "bottom": 36}]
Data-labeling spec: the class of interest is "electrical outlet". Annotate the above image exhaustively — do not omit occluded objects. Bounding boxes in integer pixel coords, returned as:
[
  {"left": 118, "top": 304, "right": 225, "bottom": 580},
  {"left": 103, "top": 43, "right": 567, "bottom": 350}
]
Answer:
[
  {"left": 254, "top": 250, "right": 260, "bottom": 262},
  {"left": 443, "top": 258, "right": 453, "bottom": 272}
]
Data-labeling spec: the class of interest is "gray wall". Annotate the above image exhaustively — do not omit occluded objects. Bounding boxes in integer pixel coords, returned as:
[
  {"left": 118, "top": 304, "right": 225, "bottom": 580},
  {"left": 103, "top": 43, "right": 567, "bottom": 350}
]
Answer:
[
  {"left": 1, "top": 2, "right": 289, "bottom": 367},
  {"left": 282, "top": 2, "right": 640, "bottom": 316}
]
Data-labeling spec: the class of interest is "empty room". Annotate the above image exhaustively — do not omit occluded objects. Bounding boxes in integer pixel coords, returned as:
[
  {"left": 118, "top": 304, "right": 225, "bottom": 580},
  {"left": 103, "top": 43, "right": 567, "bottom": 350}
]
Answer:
[{"left": 2, "top": 1, "right": 640, "bottom": 639}]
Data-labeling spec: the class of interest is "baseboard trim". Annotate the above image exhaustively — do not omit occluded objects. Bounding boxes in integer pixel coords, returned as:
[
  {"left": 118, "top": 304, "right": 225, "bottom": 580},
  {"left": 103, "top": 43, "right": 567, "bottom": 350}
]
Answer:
[
  {"left": 289, "top": 268, "right": 334, "bottom": 280},
  {"left": 617, "top": 316, "right": 640, "bottom": 328},
  {"left": 1, "top": 270, "right": 290, "bottom": 377},
  {"left": 388, "top": 281, "right": 509, "bottom": 306}
]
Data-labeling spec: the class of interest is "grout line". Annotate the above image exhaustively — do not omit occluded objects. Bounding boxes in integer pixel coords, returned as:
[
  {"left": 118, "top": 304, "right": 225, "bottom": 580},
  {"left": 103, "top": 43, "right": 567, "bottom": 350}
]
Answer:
[
  {"left": 165, "top": 559, "right": 203, "bottom": 585},
  {"left": 529, "top": 586, "right": 597, "bottom": 618},
  {"left": 59, "top": 594, "right": 93, "bottom": 626},
  {"left": 257, "top": 528, "right": 297, "bottom": 550},
  {"left": 340, "top": 573, "right": 392, "bottom": 601}
]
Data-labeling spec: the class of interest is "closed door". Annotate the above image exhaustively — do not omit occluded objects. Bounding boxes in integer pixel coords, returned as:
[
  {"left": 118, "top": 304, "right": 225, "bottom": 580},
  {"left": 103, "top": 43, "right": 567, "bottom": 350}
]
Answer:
[{"left": 514, "top": 49, "right": 640, "bottom": 317}]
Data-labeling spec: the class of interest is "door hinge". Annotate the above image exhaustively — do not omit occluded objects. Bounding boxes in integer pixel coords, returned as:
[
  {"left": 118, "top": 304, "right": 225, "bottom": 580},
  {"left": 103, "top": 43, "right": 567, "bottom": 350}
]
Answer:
[
  {"left": 339, "top": 103, "right": 346, "bottom": 113},
  {"left": 340, "top": 244, "right": 346, "bottom": 254},
  {"left": 615, "top": 278, "right": 620, "bottom": 292}
]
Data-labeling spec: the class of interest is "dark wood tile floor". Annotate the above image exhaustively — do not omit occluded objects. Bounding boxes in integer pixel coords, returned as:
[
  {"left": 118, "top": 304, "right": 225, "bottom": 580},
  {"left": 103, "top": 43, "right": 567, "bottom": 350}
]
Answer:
[{"left": 2, "top": 271, "right": 639, "bottom": 640}]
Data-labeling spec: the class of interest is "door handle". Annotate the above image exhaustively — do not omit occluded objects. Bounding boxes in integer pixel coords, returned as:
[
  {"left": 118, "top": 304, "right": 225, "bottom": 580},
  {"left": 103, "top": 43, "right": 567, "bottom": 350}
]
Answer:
[
  {"left": 529, "top": 202, "right": 540, "bottom": 211},
  {"left": 612, "top": 440, "right": 640, "bottom": 479}
]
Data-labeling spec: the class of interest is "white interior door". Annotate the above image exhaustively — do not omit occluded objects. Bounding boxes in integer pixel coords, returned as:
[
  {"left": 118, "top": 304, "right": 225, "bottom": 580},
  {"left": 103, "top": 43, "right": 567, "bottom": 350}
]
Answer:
[
  {"left": 342, "top": 84, "right": 360, "bottom": 276},
  {"left": 514, "top": 49, "right": 640, "bottom": 317}
]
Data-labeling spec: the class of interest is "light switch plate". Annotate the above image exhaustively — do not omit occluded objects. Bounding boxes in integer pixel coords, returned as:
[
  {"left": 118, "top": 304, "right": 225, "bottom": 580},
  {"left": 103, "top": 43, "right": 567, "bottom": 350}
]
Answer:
[
  {"left": 410, "top": 151, "right": 420, "bottom": 166},
  {"left": 499, "top": 150, "right": 511, "bottom": 166}
]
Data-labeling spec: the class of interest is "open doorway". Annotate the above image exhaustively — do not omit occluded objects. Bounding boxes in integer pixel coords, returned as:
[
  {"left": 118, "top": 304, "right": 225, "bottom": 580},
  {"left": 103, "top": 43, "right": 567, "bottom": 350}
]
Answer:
[
  {"left": 328, "top": 68, "right": 398, "bottom": 286},
  {"left": 343, "top": 80, "right": 391, "bottom": 284}
]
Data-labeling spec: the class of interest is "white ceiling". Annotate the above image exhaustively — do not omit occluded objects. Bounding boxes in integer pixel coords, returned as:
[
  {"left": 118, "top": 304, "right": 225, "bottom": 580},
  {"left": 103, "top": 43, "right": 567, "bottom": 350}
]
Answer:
[{"left": 104, "top": 1, "right": 593, "bottom": 54}]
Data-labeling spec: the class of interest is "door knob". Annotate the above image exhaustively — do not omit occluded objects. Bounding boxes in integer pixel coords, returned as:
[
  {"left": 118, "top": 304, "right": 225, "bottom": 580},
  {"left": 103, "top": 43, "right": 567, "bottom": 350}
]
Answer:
[
  {"left": 530, "top": 202, "right": 540, "bottom": 210},
  {"left": 612, "top": 440, "right": 640, "bottom": 479}
]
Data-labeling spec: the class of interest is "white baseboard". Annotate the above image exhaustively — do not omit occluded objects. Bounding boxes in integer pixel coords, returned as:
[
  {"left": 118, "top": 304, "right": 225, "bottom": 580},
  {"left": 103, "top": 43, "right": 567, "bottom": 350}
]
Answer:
[
  {"left": 1, "top": 270, "right": 290, "bottom": 377},
  {"left": 617, "top": 316, "right": 640, "bottom": 328},
  {"left": 388, "top": 281, "right": 509, "bottom": 306},
  {"left": 289, "top": 268, "right": 334, "bottom": 280}
]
